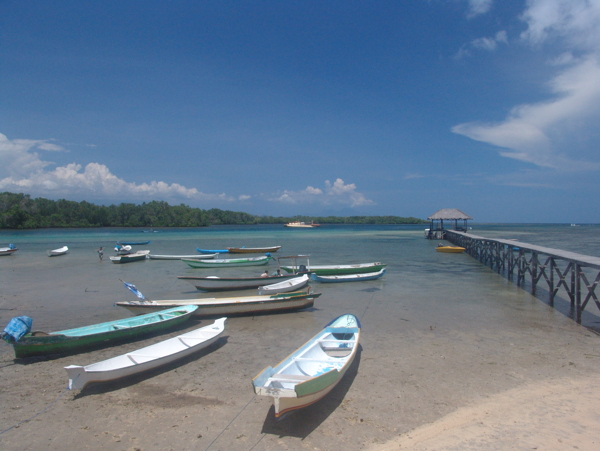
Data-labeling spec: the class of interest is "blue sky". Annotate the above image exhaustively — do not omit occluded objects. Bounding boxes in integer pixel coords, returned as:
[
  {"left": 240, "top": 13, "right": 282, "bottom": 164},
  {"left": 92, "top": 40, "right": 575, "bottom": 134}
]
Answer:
[{"left": 2, "top": 1, "right": 600, "bottom": 223}]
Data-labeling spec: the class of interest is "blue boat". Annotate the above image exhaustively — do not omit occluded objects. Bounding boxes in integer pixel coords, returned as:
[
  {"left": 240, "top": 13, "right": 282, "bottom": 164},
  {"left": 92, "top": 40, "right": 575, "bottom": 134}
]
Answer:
[
  {"left": 197, "top": 248, "right": 229, "bottom": 254},
  {"left": 118, "top": 240, "right": 150, "bottom": 245}
]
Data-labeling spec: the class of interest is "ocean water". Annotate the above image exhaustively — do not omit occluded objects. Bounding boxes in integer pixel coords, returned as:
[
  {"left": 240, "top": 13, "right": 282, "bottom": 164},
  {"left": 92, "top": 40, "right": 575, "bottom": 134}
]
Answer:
[{"left": 2, "top": 223, "right": 599, "bottom": 333}]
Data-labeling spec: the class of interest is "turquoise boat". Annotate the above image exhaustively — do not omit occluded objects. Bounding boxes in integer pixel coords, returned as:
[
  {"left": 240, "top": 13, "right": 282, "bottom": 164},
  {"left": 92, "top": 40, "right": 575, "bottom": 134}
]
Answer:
[
  {"left": 252, "top": 313, "right": 361, "bottom": 418},
  {"left": 182, "top": 254, "right": 272, "bottom": 268},
  {"left": 10, "top": 306, "right": 198, "bottom": 358}
]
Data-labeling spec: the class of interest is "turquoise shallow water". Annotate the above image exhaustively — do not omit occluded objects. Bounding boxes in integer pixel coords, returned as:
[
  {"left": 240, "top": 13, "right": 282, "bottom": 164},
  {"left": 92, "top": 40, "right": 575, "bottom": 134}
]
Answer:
[{"left": 2, "top": 223, "right": 600, "bottom": 333}]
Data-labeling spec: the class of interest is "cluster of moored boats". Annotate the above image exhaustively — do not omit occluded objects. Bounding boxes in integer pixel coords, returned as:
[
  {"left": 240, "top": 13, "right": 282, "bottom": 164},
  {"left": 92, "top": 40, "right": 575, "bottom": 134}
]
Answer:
[{"left": 2, "top": 241, "right": 384, "bottom": 418}]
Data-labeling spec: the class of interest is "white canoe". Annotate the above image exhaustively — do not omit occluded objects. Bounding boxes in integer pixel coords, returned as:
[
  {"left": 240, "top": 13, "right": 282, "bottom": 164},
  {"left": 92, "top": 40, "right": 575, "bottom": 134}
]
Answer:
[
  {"left": 149, "top": 253, "right": 217, "bottom": 260},
  {"left": 65, "top": 317, "right": 226, "bottom": 390},
  {"left": 310, "top": 268, "right": 386, "bottom": 283},
  {"left": 253, "top": 313, "right": 360, "bottom": 418},
  {"left": 178, "top": 272, "right": 308, "bottom": 291},
  {"left": 0, "top": 246, "right": 18, "bottom": 256},
  {"left": 115, "top": 291, "right": 321, "bottom": 317},
  {"left": 110, "top": 250, "right": 150, "bottom": 263},
  {"left": 259, "top": 274, "right": 310, "bottom": 295},
  {"left": 47, "top": 246, "right": 68, "bottom": 257}
]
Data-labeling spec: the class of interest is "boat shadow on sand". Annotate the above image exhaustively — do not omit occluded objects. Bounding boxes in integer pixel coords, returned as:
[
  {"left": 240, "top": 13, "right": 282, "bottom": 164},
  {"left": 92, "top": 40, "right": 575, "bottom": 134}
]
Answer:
[
  {"left": 71, "top": 336, "right": 228, "bottom": 399},
  {"left": 259, "top": 344, "right": 362, "bottom": 439}
]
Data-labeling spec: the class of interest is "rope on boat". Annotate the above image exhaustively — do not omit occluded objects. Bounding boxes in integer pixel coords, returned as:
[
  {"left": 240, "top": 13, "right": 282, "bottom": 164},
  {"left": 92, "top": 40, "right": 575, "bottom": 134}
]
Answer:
[
  {"left": 0, "top": 382, "right": 72, "bottom": 435},
  {"left": 204, "top": 393, "right": 257, "bottom": 451}
]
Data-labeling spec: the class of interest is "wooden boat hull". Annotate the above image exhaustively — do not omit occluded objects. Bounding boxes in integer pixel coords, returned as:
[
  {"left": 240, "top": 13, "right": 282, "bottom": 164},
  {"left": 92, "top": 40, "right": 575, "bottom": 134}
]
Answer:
[
  {"left": 110, "top": 250, "right": 150, "bottom": 263},
  {"left": 12, "top": 306, "right": 197, "bottom": 358},
  {"left": 115, "top": 291, "right": 320, "bottom": 317},
  {"left": 226, "top": 246, "right": 281, "bottom": 253},
  {"left": 178, "top": 272, "right": 309, "bottom": 291},
  {"left": 182, "top": 255, "right": 271, "bottom": 268},
  {"left": 282, "top": 262, "right": 386, "bottom": 276},
  {"left": 436, "top": 246, "right": 465, "bottom": 253},
  {"left": 65, "top": 317, "right": 226, "bottom": 390},
  {"left": 47, "top": 246, "right": 68, "bottom": 257},
  {"left": 149, "top": 253, "right": 216, "bottom": 260},
  {"left": 253, "top": 314, "right": 360, "bottom": 418},
  {"left": 258, "top": 275, "right": 310, "bottom": 295},
  {"left": 310, "top": 268, "right": 386, "bottom": 283}
]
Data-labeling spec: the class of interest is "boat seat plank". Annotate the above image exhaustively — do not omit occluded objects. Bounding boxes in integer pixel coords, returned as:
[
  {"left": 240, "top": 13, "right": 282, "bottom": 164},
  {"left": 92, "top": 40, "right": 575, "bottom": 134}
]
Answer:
[
  {"left": 127, "top": 354, "right": 157, "bottom": 364},
  {"left": 268, "top": 374, "right": 312, "bottom": 382}
]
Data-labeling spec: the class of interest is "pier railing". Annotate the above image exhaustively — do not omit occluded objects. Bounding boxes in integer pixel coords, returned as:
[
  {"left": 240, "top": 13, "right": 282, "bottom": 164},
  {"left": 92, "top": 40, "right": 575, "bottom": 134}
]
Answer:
[{"left": 445, "top": 230, "right": 600, "bottom": 324}]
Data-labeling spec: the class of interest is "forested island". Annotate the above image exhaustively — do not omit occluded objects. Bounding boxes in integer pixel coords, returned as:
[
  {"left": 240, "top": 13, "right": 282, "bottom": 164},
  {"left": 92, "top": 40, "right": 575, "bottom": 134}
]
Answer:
[{"left": 0, "top": 192, "right": 426, "bottom": 229}]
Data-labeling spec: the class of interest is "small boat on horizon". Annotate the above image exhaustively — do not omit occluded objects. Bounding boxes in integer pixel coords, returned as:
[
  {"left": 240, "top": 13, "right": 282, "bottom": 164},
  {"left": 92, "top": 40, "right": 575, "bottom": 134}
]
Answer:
[{"left": 284, "top": 221, "right": 320, "bottom": 228}]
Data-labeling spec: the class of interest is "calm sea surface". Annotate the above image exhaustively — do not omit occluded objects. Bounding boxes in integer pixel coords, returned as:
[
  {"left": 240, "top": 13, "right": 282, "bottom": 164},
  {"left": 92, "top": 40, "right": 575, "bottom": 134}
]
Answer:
[{"left": 2, "top": 223, "right": 600, "bottom": 334}]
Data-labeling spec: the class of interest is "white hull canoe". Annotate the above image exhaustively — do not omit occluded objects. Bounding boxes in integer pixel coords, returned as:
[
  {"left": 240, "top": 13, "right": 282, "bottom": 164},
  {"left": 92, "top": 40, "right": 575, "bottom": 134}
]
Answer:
[
  {"left": 182, "top": 255, "right": 272, "bottom": 268},
  {"left": 284, "top": 221, "right": 320, "bottom": 228},
  {"left": 47, "top": 246, "right": 68, "bottom": 257},
  {"left": 110, "top": 250, "right": 150, "bottom": 263},
  {"left": 115, "top": 291, "right": 320, "bottom": 317},
  {"left": 259, "top": 274, "right": 310, "bottom": 295},
  {"left": 226, "top": 246, "right": 282, "bottom": 253},
  {"left": 0, "top": 246, "right": 18, "bottom": 256},
  {"left": 149, "top": 253, "right": 217, "bottom": 260},
  {"left": 282, "top": 262, "right": 386, "bottom": 276},
  {"left": 65, "top": 317, "right": 226, "bottom": 390},
  {"left": 178, "top": 272, "right": 309, "bottom": 291},
  {"left": 310, "top": 268, "right": 386, "bottom": 283},
  {"left": 253, "top": 314, "right": 360, "bottom": 418}
]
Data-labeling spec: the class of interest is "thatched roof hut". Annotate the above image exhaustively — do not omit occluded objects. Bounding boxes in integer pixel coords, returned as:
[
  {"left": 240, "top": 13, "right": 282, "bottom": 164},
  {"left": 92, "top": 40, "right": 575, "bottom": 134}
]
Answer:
[{"left": 426, "top": 209, "right": 472, "bottom": 239}]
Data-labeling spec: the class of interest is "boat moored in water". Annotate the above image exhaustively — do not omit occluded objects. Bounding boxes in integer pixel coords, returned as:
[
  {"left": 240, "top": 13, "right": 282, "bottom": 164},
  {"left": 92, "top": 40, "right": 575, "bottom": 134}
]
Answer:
[{"left": 310, "top": 268, "right": 386, "bottom": 283}]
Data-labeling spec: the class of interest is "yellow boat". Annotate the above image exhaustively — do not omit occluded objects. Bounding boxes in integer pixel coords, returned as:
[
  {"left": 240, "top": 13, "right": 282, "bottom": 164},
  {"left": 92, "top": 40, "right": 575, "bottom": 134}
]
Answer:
[{"left": 436, "top": 245, "right": 465, "bottom": 253}]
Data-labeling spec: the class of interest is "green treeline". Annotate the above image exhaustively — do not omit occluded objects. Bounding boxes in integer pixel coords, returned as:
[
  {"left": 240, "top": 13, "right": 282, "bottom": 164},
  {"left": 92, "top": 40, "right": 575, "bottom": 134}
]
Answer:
[{"left": 0, "top": 192, "right": 426, "bottom": 229}]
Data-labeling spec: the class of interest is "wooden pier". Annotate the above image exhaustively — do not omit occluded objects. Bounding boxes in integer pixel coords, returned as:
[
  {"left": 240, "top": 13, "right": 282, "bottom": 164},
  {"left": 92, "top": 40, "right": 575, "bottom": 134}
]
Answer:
[{"left": 445, "top": 230, "right": 600, "bottom": 324}]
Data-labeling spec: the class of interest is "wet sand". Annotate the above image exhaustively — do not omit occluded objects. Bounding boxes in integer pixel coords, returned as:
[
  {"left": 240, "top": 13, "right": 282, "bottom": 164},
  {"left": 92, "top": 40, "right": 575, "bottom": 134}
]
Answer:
[{"left": 1, "top": 230, "right": 600, "bottom": 450}]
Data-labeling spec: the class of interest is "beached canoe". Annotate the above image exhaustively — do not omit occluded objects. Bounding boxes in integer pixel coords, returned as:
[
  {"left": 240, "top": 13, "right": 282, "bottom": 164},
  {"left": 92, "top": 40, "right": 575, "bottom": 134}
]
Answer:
[
  {"left": 310, "top": 268, "right": 386, "bottom": 283},
  {"left": 148, "top": 253, "right": 217, "bottom": 260},
  {"left": 253, "top": 313, "right": 360, "bottom": 418},
  {"left": 182, "top": 255, "right": 272, "bottom": 268},
  {"left": 197, "top": 248, "right": 229, "bottom": 254},
  {"left": 226, "top": 246, "right": 282, "bottom": 254},
  {"left": 115, "top": 291, "right": 320, "bottom": 317},
  {"left": 47, "top": 245, "right": 69, "bottom": 257},
  {"left": 110, "top": 250, "right": 150, "bottom": 263},
  {"left": 65, "top": 317, "right": 226, "bottom": 390},
  {"left": 436, "top": 246, "right": 465, "bottom": 253},
  {"left": 11, "top": 306, "right": 198, "bottom": 358},
  {"left": 281, "top": 262, "right": 386, "bottom": 276},
  {"left": 0, "top": 245, "right": 18, "bottom": 256},
  {"left": 178, "top": 271, "right": 309, "bottom": 291},
  {"left": 258, "top": 274, "right": 310, "bottom": 295}
]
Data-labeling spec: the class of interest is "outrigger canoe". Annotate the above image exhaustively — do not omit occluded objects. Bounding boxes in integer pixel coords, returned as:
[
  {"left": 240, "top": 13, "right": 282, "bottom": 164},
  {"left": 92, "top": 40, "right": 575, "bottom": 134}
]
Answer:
[
  {"left": 253, "top": 313, "right": 360, "bottom": 418},
  {"left": 281, "top": 261, "right": 386, "bottom": 276},
  {"left": 65, "top": 317, "right": 226, "bottom": 390},
  {"left": 178, "top": 271, "right": 309, "bottom": 291},
  {"left": 115, "top": 291, "right": 320, "bottom": 317},
  {"left": 310, "top": 268, "right": 386, "bottom": 283},
  {"left": 10, "top": 306, "right": 198, "bottom": 358},
  {"left": 182, "top": 255, "right": 272, "bottom": 268}
]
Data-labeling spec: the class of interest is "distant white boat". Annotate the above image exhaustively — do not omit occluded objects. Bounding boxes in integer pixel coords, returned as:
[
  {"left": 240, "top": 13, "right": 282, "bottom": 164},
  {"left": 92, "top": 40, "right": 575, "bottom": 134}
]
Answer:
[
  {"left": 65, "top": 317, "right": 226, "bottom": 390},
  {"left": 47, "top": 246, "right": 68, "bottom": 257}
]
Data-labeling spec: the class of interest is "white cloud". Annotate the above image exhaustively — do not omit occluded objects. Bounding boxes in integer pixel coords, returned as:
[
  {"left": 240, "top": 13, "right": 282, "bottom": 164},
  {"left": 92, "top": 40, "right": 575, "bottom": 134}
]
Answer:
[
  {"left": 455, "top": 30, "right": 508, "bottom": 59},
  {"left": 0, "top": 133, "right": 235, "bottom": 202},
  {"left": 453, "top": 1, "right": 600, "bottom": 171},
  {"left": 466, "top": 0, "right": 493, "bottom": 18},
  {"left": 272, "top": 178, "right": 374, "bottom": 207}
]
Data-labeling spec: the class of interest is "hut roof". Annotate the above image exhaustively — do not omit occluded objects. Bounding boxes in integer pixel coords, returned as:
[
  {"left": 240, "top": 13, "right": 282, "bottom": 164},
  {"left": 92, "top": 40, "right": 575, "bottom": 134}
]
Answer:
[{"left": 427, "top": 209, "right": 473, "bottom": 220}]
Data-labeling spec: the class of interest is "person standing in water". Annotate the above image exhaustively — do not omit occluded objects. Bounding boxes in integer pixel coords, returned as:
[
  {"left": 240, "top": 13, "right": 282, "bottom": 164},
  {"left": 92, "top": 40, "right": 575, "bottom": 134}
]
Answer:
[{"left": 97, "top": 247, "right": 103, "bottom": 261}]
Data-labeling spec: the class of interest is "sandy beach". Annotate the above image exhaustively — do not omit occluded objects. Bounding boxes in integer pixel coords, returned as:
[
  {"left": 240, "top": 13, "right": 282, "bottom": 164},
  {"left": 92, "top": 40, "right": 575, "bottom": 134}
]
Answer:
[{"left": 2, "top": 226, "right": 600, "bottom": 450}]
